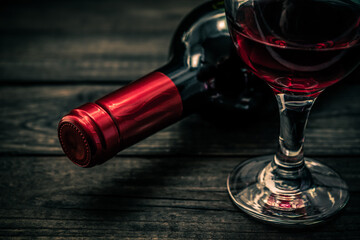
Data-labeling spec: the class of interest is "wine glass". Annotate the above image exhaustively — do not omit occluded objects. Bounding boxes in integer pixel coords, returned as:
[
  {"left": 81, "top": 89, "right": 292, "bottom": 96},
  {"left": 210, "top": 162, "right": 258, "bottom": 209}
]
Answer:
[{"left": 224, "top": 0, "right": 360, "bottom": 226}]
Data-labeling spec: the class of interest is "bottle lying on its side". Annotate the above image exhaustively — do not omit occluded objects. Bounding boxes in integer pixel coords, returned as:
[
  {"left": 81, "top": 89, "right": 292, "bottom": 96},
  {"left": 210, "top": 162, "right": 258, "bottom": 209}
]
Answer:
[{"left": 58, "top": 1, "right": 270, "bottom": 167}]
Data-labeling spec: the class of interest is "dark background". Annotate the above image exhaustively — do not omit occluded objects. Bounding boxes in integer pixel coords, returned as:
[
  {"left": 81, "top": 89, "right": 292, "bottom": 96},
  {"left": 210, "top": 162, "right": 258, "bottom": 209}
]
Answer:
[{"left": 0, "top": 0, "right": 359, "bottom": 239}]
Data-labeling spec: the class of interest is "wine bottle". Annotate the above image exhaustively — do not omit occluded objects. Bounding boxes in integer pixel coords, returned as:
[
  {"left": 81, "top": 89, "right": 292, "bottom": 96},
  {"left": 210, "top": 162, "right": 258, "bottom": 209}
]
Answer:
[{"left": 58, "top": 1, "right": 268, "bottom": 167}]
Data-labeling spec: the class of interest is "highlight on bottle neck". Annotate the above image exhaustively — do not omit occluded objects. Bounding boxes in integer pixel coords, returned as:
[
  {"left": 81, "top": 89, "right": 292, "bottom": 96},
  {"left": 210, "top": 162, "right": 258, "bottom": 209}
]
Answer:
[{"left": 58, "top": 72, "right": 183, "bottom": 167}]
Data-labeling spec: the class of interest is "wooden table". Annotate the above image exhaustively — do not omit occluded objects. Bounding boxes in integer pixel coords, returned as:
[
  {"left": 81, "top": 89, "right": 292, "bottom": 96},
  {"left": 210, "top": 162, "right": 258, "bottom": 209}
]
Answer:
[{"left": 1, "top": 0, "right": 359, "bottom": 239}]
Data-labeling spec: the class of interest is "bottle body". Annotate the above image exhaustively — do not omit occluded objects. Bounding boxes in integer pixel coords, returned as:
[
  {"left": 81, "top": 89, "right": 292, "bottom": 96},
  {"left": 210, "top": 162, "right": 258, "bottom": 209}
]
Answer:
[{"left": 58, "top": 1, "right": 268, "bottom": 167}]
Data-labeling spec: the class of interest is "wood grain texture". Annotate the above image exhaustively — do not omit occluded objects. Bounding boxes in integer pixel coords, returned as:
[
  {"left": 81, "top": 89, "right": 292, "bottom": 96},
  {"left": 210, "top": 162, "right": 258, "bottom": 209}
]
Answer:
[
  {"left": 0, "top": 0, "right": 205, "bottom": 82},
  {"left": 0, "top": 81, "right": 359, "bottom": 157},
  {"left": 2, "top": 0, "right": 359, "bottom": 83},
  {"left": 1, "top": 0, "right": 360, "bottom": 239},
  {"left": 0, "top": 156, "right": 359, "bottom": 239}
]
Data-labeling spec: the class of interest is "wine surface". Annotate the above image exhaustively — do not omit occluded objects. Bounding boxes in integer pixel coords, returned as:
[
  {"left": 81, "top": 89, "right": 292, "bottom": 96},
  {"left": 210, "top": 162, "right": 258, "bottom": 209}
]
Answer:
[{"left": 227, "top": 0, "right": 360, "bottom": 95}]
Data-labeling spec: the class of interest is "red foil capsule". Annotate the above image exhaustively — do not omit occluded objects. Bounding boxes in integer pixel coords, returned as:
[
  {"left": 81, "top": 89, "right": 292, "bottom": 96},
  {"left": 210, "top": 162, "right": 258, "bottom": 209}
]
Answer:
[{"left": 58, "top": 72, "right": 183, "bottom": 167}]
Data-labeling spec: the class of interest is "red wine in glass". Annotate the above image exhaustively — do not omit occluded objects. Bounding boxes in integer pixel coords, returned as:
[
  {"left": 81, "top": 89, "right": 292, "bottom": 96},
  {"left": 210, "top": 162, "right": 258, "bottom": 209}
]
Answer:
[
  {"left": 227, "top": 0, "right": 360, "bottom": 96},
  {"left": 225, "top": 0, "right": 359, "bottom": 226}
]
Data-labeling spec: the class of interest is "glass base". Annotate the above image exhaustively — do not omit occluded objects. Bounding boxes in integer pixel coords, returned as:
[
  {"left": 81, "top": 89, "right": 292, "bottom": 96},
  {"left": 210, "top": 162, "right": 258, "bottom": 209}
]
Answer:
[{"left": 227, "top": 155, "right": 349, "bottom": 227}]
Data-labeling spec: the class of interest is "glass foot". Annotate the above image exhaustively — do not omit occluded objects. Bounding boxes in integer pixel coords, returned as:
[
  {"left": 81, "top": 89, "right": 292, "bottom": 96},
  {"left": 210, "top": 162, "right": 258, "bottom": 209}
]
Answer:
[{"left": 227, "top": 155, "right": 349, "bottom": 226}]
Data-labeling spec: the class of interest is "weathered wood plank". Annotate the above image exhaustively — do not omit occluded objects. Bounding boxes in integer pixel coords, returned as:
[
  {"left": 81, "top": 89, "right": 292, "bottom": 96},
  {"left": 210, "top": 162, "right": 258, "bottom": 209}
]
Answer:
[
  {"left": 1, "top": 0, "right": 359, "bottom": 239},
  {"left": 1, "top": 223, "right": 359, "bottom": 239},
  {"left": 0, "top": 230, "right": 358, "bottom": 240},
  {"left": 0, "top": 0, "right": 206, "bottom": 34},
  {"left": 0, "top": 81, "right": 359, "bottom": 156},
  {"left": 0, "top": 0, "right": 205, "bottom": 82},
  {"left": 2, "top": 0, "right": 359, "bottom": 83},
  {"left": 0, "top": 35, "right": 168, "bottom": 82},
  {"left": 0, "top": 156, "right": 359, "bottom": 239}
]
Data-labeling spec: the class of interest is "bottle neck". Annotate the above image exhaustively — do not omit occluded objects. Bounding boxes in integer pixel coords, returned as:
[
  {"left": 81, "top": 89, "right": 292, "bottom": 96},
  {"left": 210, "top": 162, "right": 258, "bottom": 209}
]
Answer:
[
  {"left": 158, "top": 60, "right": 212, "bottom": 116},
  {"left": 158, "top": 56, "right": 273, "bottom": 120}
]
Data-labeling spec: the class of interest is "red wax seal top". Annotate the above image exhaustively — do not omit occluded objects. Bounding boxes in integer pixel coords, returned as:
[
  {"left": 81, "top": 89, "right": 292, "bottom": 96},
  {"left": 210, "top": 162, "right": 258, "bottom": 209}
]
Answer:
[{"left": 58, "top": 72, "right": 183, "bottom": 167}]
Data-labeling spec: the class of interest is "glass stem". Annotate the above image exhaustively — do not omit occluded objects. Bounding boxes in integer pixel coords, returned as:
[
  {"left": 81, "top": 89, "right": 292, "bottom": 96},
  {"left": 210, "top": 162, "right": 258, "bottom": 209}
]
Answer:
[{"left": 274, "top": 94, "right": 317, "bottom": 172}]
